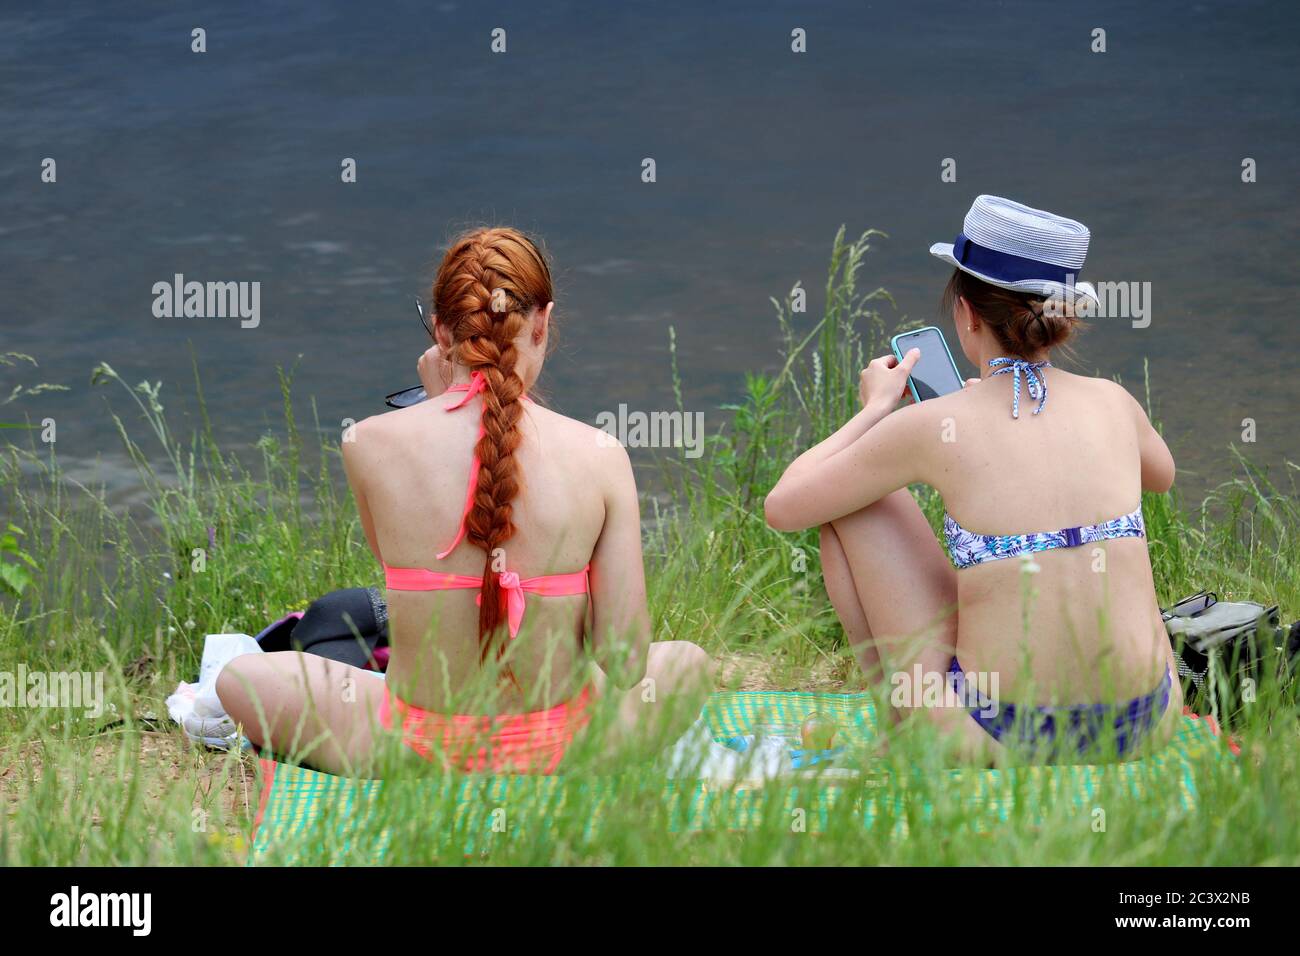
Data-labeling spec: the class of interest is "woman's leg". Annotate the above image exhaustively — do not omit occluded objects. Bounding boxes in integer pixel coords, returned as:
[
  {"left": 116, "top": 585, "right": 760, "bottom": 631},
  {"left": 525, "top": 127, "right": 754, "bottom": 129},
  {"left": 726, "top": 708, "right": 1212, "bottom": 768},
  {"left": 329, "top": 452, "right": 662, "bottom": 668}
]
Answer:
[
  {"left": 584, "top": 640, "right": 716, "bottom": 764},
  {"left": 215, "top": 651, "right": 389, "bottom": 776},
  {"left": 822, "top": 489, "right": 998, "bottom": 762},
  {"left": 820, "top": 522, "right": 885, "bottom": 683},
  {"left": 823, "top": 490, "right": 957, "bottom": 681}
]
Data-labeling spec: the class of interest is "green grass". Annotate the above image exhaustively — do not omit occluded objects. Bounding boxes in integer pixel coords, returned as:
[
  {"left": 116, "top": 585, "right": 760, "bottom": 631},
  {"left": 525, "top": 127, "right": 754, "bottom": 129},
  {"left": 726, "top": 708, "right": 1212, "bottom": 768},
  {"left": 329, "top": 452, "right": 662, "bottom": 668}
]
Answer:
[{"left": 1, "top": 229, "right": 1297, "bottom": 865}]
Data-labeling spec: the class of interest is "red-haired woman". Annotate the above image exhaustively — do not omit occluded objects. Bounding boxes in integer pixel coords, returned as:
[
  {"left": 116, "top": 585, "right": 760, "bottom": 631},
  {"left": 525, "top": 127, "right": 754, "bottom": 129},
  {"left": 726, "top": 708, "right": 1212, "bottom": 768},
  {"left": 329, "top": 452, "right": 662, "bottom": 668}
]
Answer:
[{"left": 218, "top": 227, "right": 713, "bottom": 775}]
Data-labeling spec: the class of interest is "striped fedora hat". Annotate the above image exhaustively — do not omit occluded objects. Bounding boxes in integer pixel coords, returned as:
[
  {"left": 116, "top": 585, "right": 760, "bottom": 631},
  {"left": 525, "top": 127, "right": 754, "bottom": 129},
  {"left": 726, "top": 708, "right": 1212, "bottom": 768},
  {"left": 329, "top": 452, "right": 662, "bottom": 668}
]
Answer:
[{"left": 930, "top": 195, "right": 1099, "bottom": 307}]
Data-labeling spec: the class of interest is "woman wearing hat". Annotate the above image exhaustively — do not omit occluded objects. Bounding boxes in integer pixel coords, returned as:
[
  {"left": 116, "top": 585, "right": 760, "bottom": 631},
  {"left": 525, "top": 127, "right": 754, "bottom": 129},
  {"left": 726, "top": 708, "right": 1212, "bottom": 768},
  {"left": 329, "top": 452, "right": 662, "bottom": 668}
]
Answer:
[{"left": 765, "top": 195, "right": 1181, "bottom": 764}]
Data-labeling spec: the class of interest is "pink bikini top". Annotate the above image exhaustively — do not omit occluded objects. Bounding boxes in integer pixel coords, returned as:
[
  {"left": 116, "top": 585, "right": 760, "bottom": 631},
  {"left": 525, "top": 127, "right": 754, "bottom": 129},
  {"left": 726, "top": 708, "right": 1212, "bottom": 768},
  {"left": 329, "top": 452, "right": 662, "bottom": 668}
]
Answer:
[{"left": 382, "top": 371, "right": 590, "bottom": 639}]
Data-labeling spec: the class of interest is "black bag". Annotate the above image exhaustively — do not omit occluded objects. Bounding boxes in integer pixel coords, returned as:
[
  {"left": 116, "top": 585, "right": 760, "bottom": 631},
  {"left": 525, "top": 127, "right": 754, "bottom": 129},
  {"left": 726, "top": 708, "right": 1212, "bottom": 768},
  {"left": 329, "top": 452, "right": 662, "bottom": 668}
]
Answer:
[
  {"left": 254, "top": 587, "right": 390, "bottom": 670},
  {"left": 1163, "top": 590, "right": 1293, "bottom": 724}
]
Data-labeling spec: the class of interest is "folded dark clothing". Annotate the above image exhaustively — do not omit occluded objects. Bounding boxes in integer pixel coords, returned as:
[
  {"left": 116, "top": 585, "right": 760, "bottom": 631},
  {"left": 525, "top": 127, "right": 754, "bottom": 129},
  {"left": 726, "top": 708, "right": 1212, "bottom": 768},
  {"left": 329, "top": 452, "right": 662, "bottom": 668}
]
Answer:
[{"left": 254, "top": 587, "right": 389, "bottom": 670}]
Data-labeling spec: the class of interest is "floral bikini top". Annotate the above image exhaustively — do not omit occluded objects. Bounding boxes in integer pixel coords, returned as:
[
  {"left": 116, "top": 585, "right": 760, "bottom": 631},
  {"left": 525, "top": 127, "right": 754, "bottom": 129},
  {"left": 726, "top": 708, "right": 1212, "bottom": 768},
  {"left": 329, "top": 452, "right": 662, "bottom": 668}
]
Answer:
[
  {"left": 942, "top": 357, "right": 1147, "bottom": 570},
  {"left": 943, "top": 507, "right": 1146, "bottom": 570}
]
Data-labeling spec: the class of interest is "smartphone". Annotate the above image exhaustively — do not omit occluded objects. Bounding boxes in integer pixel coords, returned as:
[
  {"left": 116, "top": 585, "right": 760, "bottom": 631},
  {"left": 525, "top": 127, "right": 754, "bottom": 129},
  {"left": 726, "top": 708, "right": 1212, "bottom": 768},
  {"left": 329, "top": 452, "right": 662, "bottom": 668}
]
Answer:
[{"left": 889, "top": 326, "right": 964, "bottom": 403}]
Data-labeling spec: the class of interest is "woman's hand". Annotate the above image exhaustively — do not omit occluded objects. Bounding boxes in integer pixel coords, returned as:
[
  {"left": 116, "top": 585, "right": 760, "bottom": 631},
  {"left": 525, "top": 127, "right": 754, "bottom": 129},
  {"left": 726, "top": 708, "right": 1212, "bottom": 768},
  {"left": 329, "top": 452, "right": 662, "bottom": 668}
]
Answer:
[
  {"left": 417, "top": 343, "right": 453, "bottom": 399},
  {"left": 859, "top": 349, "right": 919, "bottom": 411}
]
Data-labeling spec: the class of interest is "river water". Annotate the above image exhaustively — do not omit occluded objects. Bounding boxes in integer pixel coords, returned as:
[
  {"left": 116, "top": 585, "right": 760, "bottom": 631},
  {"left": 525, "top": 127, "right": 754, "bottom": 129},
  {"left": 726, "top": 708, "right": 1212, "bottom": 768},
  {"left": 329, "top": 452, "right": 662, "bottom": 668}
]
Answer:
[{"left": 3, "top": 1, "right": 1297, "bottom": 504}]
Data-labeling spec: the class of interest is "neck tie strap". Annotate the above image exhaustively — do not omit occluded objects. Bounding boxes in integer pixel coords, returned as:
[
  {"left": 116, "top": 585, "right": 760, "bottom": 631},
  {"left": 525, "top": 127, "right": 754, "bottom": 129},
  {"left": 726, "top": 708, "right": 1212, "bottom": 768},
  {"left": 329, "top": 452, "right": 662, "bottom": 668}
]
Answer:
[{"left": 988, "top": 357, "right": 1052, "bottom": 419}]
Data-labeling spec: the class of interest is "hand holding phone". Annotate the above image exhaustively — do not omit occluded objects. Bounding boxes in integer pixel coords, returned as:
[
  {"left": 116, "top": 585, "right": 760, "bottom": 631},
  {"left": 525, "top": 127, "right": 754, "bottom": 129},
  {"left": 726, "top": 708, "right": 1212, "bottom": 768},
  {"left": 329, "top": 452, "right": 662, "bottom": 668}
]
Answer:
[
  {"left": 888, "top": 326, "right": 965, "bottom": 403},
  {"left": 859, "top": 350, "right": 920, "bottom": 410}
]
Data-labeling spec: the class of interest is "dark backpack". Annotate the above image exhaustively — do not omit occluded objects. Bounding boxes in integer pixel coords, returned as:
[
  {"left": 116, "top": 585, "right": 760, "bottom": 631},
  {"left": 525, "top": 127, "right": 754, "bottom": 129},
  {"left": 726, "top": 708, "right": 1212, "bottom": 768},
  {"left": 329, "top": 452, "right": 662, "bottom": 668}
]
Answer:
[{"left": 254, "top": 587, "right": 390, "bottom": 671}]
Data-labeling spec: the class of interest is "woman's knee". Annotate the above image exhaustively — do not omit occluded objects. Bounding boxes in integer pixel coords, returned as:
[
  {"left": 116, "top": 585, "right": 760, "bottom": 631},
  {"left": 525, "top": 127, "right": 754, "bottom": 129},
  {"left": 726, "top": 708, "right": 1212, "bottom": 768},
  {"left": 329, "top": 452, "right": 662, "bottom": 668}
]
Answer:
[
  {"left": 213, "top": 663, "right": 259, "bottom": 746},
  {"left": 649, "top": 641, "right": 715, "bottom": 688},
  {"left": 831, "top": 488, "right": 915, "bottom": 532},
  {"left": 214, "top": 653, "right": 275, "bottom": 724},
  {"left": 214, "top": 658, "right": 246, "bottom": 714},
  {"left": 683, "top": 642, "right": 717, "bottom": 684}
]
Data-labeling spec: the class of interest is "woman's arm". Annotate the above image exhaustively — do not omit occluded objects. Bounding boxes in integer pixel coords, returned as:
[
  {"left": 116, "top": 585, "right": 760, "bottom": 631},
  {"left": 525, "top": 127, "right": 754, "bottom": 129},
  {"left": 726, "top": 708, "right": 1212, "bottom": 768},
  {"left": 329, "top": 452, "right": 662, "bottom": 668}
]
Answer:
[
  {"left": 341, "top": 431, "right": 382, "bottom": 564},
  {"left": 765, "top": 350, "right": 925, "bottom": 531},
  {"left": 587, "top": 442, "right": 653, "bottom": 689},
  {"left": 773, "top": 402, "right": 894, "bottom": 490},
  {"left": 342, "top": 343, "right": 450, "bottom": 563},
  {"left": 1126, "top": 390, "right": 1176, "bottom": 493}
]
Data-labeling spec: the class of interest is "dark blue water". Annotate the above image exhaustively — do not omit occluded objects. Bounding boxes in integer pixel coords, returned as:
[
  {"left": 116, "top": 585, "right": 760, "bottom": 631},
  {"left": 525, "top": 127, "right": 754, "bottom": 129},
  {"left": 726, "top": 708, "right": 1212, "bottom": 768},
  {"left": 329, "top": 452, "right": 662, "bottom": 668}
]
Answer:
[{"left": 3, "top": 0, "right": 1298, "bottom": 498}]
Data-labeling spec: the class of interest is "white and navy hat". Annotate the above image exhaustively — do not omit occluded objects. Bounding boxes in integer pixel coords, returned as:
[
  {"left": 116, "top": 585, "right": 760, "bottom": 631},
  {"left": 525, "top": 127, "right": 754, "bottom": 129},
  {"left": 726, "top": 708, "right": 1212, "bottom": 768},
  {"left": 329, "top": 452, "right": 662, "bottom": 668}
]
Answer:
[{"left": 930, "top": 195, "right": 1099, "bottom": 308}]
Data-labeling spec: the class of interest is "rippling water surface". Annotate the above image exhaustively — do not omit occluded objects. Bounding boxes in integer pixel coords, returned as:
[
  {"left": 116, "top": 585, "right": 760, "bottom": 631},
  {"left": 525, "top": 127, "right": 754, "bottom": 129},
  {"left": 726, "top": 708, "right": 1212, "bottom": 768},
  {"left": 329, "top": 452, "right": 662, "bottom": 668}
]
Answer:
[{"left": 3, "top": 1, "right": 1297, "bottom": 500}]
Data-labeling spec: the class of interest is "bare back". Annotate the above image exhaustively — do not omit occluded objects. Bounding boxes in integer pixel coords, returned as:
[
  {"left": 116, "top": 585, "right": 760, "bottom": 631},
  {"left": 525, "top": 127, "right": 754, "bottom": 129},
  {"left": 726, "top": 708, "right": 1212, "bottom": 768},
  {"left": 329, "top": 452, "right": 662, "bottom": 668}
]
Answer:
[
  {"left": 343, "top": 391, "right": 647, "bottom": 713},
  {"left": 919, "top": 369, "right": 1171, "bottom": 701}
]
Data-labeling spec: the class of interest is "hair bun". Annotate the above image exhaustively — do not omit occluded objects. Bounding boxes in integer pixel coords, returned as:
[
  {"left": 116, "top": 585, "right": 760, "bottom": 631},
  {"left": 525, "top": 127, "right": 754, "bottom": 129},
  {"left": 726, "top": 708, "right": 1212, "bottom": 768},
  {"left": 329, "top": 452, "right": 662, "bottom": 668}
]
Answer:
[
  {"left": 942, "top": 269, "right": 1081, "bottom": 357},
  {"left": 1024, "top": 297, "right": 1075, "bottom": 350}
]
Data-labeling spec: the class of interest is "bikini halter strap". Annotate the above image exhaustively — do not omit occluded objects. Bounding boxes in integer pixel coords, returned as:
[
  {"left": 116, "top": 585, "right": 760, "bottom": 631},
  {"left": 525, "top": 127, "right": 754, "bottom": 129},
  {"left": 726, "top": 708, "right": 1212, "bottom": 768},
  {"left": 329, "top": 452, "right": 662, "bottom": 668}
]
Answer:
[
  {"left": 988, "top": 357, "right": 1051, "bottom": 419},
  {"left": 437, "top": 370, "right": 530, "bottom": 560}
]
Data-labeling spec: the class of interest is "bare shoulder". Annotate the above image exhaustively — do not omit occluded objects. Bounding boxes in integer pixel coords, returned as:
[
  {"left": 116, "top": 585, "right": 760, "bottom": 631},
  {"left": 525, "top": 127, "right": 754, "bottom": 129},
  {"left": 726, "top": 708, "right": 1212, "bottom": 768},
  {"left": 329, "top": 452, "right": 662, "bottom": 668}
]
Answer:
[
  {"left": 889, "top": 383, "right": 980, "bottom": 433},
  {"left": 524, "top": 403, "right": 633, "bottom": 480},
  {"left": 340, "top": 405, "right": 424, "bottom": 464},
  {"left": 1065, "top": 372, "right": 1148, "bottom": 418}
]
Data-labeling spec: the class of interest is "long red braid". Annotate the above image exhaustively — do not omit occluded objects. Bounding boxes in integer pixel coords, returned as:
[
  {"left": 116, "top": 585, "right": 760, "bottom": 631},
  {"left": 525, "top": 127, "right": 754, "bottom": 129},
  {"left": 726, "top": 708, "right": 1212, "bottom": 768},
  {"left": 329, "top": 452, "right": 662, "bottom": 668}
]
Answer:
[{"left": 431, "top": 228, "right": 554, "bottom": 665}]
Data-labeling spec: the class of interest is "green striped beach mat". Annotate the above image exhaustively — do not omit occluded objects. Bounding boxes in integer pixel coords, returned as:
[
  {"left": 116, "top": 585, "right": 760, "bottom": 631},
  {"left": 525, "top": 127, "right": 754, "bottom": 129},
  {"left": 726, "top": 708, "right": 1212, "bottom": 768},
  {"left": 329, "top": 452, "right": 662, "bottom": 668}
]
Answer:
[{"left": 248, "top": 691, "right": 1236, "bottom": 865}]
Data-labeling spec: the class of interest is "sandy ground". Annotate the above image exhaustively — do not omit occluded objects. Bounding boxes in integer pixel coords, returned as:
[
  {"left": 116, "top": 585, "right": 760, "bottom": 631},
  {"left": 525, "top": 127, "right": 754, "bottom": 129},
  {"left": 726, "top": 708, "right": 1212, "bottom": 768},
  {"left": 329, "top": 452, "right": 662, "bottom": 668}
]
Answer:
[{"left": 1, "top": 723, "right": 260, "bottom": 861}]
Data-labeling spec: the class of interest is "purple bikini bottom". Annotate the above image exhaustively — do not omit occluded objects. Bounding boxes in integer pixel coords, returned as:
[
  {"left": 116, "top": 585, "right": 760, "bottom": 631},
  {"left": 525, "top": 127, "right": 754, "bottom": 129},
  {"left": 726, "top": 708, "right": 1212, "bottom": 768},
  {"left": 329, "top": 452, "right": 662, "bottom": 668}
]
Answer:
[{"left": 948, "top": 658, "right": 1172, "bottom": 761}]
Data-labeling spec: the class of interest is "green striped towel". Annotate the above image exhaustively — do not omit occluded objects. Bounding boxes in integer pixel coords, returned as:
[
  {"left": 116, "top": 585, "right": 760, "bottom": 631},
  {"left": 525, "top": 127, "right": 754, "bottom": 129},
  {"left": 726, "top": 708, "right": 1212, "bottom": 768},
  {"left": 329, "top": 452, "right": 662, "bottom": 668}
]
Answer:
[{"left": 247, "top": 691, "right": 1235, "bottom": 865}]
